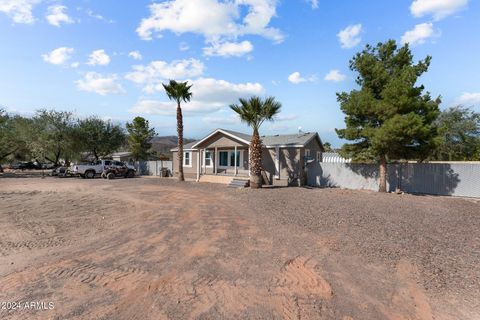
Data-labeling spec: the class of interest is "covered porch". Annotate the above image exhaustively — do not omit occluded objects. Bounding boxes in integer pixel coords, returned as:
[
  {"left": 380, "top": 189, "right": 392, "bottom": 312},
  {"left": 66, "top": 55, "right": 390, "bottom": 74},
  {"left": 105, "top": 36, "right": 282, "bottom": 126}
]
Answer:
[
  {"left": 196, "top": 146, "right": 250, "bottom": 179},
  {"left": 191, "top": 129, "right": 251, "bottom": 181}
]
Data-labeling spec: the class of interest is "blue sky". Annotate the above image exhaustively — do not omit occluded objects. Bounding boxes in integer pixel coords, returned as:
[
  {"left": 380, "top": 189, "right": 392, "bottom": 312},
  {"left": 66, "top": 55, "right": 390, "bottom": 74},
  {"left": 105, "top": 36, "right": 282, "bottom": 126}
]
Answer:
[{"left": 1, "top": 0, "right": 479, "bottom": 146}]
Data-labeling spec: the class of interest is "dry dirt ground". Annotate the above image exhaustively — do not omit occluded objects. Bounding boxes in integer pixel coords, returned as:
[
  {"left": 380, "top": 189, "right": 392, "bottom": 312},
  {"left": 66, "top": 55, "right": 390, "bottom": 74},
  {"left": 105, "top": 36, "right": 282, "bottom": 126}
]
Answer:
[{"left": 0, "top": 177, "right": 478, "bottom": 320}]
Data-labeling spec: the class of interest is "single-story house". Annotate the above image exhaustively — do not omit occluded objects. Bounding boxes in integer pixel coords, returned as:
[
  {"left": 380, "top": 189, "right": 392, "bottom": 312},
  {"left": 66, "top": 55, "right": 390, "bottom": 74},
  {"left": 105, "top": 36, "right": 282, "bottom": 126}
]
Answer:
[{"left": 171, "top": 128, "right": 324, "bottom": 186}]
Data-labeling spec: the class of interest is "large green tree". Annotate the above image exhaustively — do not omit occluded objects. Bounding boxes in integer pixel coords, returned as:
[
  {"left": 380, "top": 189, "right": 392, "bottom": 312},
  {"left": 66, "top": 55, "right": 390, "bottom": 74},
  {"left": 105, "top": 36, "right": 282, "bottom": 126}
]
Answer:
[
  {"left": 0, "top": 109, "right": 17, "bottom": 162},
  {"left": 29, "top": 110, "right": 79, "bottom": 165},
  {"left": 77, "top": 117, "right": 126, "bottom": 160},
  {"left": 336, "top": 40, "right": 440, "bottom": 192},
  {"left": 433, "top": 106, "right": 480, "bottom": 161},
  {"left": 162, "top": 80, "right": 192, "bottom": 182},
  {"left": 230, "top": 96, "right": 281, "bottom": 188},
  {"left": 126, "top": 116, "right": 156, "bottom": 161},
  {"left": 0, "top": 109, "right": 31, "bottom": 163}
]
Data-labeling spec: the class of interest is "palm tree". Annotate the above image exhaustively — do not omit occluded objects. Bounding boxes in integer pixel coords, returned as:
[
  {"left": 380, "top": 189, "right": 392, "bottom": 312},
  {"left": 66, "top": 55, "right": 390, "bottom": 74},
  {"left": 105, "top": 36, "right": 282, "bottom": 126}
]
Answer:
[
  {"left": 230, "top": 96, "right": 281, "bottom": 188},
  {"left": 162, "top": 80, "right": 193, "bottom": 182}
]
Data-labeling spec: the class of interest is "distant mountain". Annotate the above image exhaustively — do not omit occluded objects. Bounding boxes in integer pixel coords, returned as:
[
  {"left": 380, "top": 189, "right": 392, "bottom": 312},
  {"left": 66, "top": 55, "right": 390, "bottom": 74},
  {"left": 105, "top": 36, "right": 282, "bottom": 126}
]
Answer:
[{"left": 150, "top": 136, "right": 196, "bottom": 159}]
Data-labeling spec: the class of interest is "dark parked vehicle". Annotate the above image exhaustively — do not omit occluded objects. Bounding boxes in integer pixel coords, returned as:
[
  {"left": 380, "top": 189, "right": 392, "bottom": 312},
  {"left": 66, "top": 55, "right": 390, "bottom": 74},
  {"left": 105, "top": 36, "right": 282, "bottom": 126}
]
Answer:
[{"left": 10, "top": 161, "right": 41, "bottom": 170}]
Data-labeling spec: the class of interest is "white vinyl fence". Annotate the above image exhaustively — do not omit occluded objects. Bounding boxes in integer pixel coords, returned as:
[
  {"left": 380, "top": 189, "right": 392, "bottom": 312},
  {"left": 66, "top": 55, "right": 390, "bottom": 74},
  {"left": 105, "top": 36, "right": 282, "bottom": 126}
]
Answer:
[
  {"left": 307, "top": 163, "right": 480, "bottom": 197},
  {"left": 134, "top": 161, "right": 173, "bottom": 177}
]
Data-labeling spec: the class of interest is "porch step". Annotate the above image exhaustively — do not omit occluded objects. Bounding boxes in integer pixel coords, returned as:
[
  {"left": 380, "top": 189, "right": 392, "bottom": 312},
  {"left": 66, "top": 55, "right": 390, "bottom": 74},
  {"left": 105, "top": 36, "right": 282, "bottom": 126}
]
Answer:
[
  {"left": 228, "top": 178, "right": 250, "bottom": 188},
  {"left": 199, "top": 175, "right": 249, "bottom": 185}
]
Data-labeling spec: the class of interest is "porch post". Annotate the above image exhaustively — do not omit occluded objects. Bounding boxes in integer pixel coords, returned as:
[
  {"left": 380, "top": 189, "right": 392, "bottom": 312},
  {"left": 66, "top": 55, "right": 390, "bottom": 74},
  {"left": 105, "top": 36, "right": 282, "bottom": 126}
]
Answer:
[
  {"left": 234, "top": 145, "right": 237, "bottom": 176},
  {"left": 203, "top": 148, "right": 206, "bottom": 174},
  {"left": 248, "top": 146, "right": 251, "bottom": 177},
  {"left": 196, "top": 150, "right": 200, "bottom": 181},
  {"left": 214, "top": 147, "right": 218, "bottom": 175}
]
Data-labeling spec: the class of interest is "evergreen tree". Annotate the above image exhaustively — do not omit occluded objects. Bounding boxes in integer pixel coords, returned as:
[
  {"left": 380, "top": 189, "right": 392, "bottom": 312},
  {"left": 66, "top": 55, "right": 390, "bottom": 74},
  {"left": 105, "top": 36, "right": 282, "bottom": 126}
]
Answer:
[
  {"left": 126, "top": 117, "right": 156, "bottom": 161},
  {"left": 336, "top": 40, "right": 440, "bottom": 192}
]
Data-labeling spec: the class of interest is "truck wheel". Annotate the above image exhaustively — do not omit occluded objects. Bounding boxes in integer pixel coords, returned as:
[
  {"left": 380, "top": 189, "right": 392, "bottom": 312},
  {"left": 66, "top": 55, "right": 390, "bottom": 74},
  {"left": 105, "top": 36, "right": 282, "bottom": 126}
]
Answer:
[
  {"left": 85, "top": 170, "right": 95, "bottom": 179},
  {"left": 106, "top": 172, "right": 115, "bottom": 180}
]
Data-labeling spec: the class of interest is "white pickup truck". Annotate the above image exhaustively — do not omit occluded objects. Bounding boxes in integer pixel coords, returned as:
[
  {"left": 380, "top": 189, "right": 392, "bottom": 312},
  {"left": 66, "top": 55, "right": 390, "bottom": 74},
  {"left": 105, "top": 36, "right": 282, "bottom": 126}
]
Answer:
[{"left": 71, "top": 160, "right": 136, "bottom": 179}]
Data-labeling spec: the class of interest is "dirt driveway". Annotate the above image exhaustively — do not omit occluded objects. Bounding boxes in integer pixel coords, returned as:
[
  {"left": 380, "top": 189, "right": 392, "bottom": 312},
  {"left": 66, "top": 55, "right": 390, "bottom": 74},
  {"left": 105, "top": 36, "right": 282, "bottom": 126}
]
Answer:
[{"left": 0, "top": 177, "right": 478, "bottom": 319}]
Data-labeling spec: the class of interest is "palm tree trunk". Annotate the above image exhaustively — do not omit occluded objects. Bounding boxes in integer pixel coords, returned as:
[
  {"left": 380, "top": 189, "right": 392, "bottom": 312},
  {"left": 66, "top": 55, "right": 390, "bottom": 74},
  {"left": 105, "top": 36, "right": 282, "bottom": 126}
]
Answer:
[
  {"left": 249, "top": 128, "right": 263, "bottom": 188},
  {"left": 379, "top": 154, "right": 387, "bottom": 193},
  {"left": 177, "top": 102, "right": 185, "bottom": 182}
]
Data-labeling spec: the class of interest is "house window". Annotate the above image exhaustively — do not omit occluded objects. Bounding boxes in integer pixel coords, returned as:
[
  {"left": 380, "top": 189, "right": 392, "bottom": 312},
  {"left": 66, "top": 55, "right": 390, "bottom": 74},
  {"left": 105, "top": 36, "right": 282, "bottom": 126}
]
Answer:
[
  {"left": 204, "top": 150, "right": 212, "bottom": 167},
  {"left": 219, "top": 151, "right": 229, "bottom": 166},
  {"left": 305, "top": 149, "right": 311, "bottom": 157},
  {"left": 219, "top": 150, "right": 242, "bottom": 167},
  {"left": 183, "top": 152, "right": 192, "bottom": 167},
  {"left": 230, "top": 151, "right": 241, "bottom": 167},
  {"left": 317, "top": 151, "right": 322, "bottom": 162}
]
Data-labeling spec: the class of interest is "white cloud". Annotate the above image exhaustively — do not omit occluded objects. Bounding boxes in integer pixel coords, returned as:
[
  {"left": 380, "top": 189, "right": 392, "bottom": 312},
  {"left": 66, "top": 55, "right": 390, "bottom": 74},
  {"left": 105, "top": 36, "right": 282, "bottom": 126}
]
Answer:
[
  {"left": 87, "top": 49, "right": 111, "bottom": 66},
  {"left": 324, "top": 69, "right": 347, "bottom": 82},
  {"left": 401, "top": 23, "right": 436, "bottom": 46},
  {"left": 42, "top": 47, "right": 74, "bottom": 65},
  {"left": 309, "top": 0, "right": 319, "bottom": 9},
  {"left": 125, "top": 58, "right": 205, "bottom": 93},
  {"left": 203, "top": 40, "right": 253, "bottom": 57},
  {"left": 45, "top": 5, "right": 73, "bottom": 27},
  {"left": 410, "top": 0, "right": 468, "bottom": 20},
  {"left": 0, "top": 0, "right": 39, "bottom": 24},
  {"left": 130, "top": 77, "right": 264, "bottom": 115},
  {"left": 179, "top": 42, "right": 190, "bottom": 51},
  {"left": 70, "top": 62, "right": 80, "bottom": 68},
  {"left": 85, "top": 9, "right": 114, "bottom": 23},
  {"left": 288, "top": 71, "right": 316, "bottom": 84},
  {"left": 76, "top": 72, "right": 125, "bottom": 96},
  {"left": 192, "top": 78, "right": 264, "bottom": 103},
  {"left": 128, "top": 50, "right": 142, "bottom": 60},
  {"left": 337, "top": 24, "right": 362, "bottom": 49},
  {"left": 136, "top": 0, "right": 284, "bottom": 45},
  {"left": 455, "top": 92, "right": 480, "bottom": 106}
]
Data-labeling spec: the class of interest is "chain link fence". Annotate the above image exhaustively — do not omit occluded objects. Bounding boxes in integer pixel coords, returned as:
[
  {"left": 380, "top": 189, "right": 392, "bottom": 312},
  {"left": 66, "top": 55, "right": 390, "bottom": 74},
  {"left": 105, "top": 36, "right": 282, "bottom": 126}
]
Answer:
[{"left": 307, "top": 163, "right": 480, "bottom": 197}]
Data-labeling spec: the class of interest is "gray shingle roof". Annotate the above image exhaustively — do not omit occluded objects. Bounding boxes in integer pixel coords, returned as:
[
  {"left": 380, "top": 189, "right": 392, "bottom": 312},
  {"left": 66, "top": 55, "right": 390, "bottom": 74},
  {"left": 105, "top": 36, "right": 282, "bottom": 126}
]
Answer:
[
  {"left": 171, "top": 129, "right": 320, "bottom": 151},
  {"left": 262, "top": 132, "right": 318, "bottom": 146},
  {"left": 221, "top": 129, "right": 252, "bottom": 142}
]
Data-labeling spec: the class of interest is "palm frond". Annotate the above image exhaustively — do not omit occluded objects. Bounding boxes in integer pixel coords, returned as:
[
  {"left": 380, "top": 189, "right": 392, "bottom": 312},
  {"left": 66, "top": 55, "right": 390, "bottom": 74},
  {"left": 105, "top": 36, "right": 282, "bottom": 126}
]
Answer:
[
  {"left": 162, "top": 80, "right": 193, "bottom": 104},
  {"left": 230, "top": 96, "right": 282, "bottom": 131}
]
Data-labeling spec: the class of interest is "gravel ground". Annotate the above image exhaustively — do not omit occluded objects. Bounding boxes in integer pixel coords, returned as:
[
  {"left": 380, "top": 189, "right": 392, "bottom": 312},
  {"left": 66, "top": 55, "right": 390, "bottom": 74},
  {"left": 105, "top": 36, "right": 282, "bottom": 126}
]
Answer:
[{"left": 0, "top": 177, "right": 478, "bottom": 320}]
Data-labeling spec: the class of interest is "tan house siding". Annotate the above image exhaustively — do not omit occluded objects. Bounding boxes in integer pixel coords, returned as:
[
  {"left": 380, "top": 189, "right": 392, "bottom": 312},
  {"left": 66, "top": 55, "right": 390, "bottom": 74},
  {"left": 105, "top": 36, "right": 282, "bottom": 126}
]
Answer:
[
  {"left": 172, "top": 150, "right": 198, "bottom": 179},
  {"left": 280, "top": 147, "right": 302, "bottom": 186},
  {"left": 197, "top": 134, "right": 246, "bottom": 148},
  {"left": 261, "top": 147, "right": 302, "bottom": 186}
]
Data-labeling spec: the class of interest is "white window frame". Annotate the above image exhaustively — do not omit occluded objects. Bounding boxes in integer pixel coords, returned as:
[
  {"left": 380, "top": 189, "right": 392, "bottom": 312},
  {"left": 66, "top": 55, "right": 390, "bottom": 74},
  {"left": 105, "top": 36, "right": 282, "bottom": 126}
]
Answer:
[
  {"left": 218, "top": 150, "right": 243, "bottom": 168},
  {"left": 183, "top": 151, "right": 192, "bottom": 167},
  {"left": 203, "top": 150, "right": 213, "bottom": 168},
  {"left": 317, "top": 151, "right": 322, "bottom": 162},
  {"left": 305, "top": 149, "right": 311, "bottom": 157}
]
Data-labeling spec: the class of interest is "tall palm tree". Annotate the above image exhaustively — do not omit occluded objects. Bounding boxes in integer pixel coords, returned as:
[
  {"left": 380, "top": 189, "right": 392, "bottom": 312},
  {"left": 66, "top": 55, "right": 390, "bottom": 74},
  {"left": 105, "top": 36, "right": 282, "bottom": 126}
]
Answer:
[
  {"left": 230, "top": 96, "right": 281, "bottom": 188},
  {"left": 162, "top": 80, "right": 193, "bottom": 182}
]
